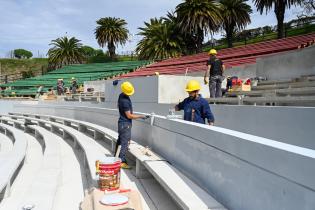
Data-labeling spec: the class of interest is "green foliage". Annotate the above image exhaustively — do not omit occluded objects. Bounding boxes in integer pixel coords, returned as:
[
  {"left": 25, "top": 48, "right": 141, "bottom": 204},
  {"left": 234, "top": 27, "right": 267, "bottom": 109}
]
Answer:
[
  {"left": 21, "top": 70, "right": 34, "bottom": 79},
  {"left": 47, "top": 36, "right": 85, "bottom": 68},
  {"left": 253, "top": 0, "right": 303, "bottom": 38},
  {"left": 14, "top": 49, "right": 33, "bottom": 59},
  {"left": 220, "top": 0, "right": 252, "bottom": 48},
  {"left": 0, "top": 58, "right": 48, "bottom": 75},
  {"left": 175, "top": 0, "right": 222, "bottom": 52},
  {"left": 95, "top": 17, "right": 129, "bottom": 59},
  {"left": 87, "top": 51, "right": 113, "bottom": 63},
  {"left": 136, "top": 18, "right": 184, "bottom": 60}
]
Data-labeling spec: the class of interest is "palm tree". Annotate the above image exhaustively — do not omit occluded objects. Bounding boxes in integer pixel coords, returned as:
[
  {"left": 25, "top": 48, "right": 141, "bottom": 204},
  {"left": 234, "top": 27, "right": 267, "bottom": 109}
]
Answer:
[
  {"left": 253, "top": 0, "right": 303, "bottom": 39},
  {"left": 220, "top": 0, "right": 252, "bottom": 48},
  {"left": 47, "top": 36, "right": 84, "bottom": 68},
  {"left": 95, "top": 17, "right": 129, "bottom": 59},
  {"left": 175, "top": 0, "right": 222, "bottom": 53},
  {"left": 136, "top": 18, "right": 184, "bottom": 60}
]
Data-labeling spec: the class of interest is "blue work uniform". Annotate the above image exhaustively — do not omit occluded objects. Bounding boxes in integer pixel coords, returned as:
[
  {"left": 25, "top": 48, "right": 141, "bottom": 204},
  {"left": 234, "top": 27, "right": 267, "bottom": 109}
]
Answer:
[
  {"left": 116, "top": 93, "right": 133, "bottom": 163},
  {"left": 177, "top": 95, "right": 215, "bottom": 124}
]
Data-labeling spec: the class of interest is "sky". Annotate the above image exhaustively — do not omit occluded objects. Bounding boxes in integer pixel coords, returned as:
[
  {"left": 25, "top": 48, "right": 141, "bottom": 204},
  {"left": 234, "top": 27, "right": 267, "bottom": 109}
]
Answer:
[{"left": 0, "top": 0, "right": 304, "bottom": 58}]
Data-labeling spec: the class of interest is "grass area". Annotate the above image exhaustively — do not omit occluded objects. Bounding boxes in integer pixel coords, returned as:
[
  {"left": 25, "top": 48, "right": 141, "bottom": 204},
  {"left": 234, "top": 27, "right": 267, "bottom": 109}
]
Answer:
[
  {"left": 204, "top": 24, "right": 315, "bottom": 52},
  {"left": 0, "top": 58, "right": 48, "bottom": 75}
]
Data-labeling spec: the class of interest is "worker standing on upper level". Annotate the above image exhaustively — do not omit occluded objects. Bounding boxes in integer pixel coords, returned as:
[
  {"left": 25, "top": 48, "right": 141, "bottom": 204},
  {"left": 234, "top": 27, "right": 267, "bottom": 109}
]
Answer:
[
  {"left": 204, "top": 49, "right": 225, "bottom": 98},
  {"left": 116, "top": 81, "right": 149, "bottom": 169},
  {"left": 175, "top": 80, "right": 215, "bottom": 125}
]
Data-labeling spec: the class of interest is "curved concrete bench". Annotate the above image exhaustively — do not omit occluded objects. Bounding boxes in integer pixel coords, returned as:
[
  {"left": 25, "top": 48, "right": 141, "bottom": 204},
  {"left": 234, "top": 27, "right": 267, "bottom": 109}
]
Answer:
[
  {"left": 0, "top": 123, "right": 27, "bottom": 200},
  {"left": 0, "top": 132, "right": 13, "bottom": 154},
  {"left": 9, "top": 112, "right": 227, "bottom": 210},
  {"left": 0, "top": 117, "right": 26, "bottom": 131},
  {"left": 9, "top": 112, "right": 119, "bottom": 152},
  {"left": 3, "top": 114, "right": 112, "bottom": 189},
  {"left": 16, "top": 125, "right": 62, "bottom": 210}
]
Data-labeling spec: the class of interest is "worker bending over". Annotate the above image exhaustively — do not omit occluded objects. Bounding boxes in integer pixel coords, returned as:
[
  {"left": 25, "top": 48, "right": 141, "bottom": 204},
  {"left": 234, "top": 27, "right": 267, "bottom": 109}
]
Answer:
[
  {"left": 175, "top": 80, "right": 215, "bottom": 125},
  {"left": 204, "top": 49, "right": 225, "bottom": 98},
  {"left": 116, "top": 81, "right": 149, "bottom": 169}
]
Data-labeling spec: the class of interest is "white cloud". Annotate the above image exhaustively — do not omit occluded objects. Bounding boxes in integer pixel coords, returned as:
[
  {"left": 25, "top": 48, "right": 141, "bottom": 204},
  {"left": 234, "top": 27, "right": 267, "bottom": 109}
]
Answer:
[{"left": 0, "top": 0, "right": 304, "bottom": 57}]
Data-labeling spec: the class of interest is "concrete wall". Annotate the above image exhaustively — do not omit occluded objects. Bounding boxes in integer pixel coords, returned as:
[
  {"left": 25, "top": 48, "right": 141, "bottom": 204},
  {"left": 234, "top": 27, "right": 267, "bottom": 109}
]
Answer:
[
  {"left": 257, "top": 46, "right": 315, "bottom": 80},
  {"left": 224, "top": 63, "right": 257, "bottom": 79},
  {"left": 13, "top": 104, "right": 315, "bottom": 210},
  {"left": 211, "top": 105, "right": 315, "bottom": 150},
  {"left": 105, "top": 75, "right": 210, "bottom": 104},
  {"left": 32, "top": 101, "right": 315, "bottom": 150},
  {"left": 83, "top": 80, "right": 106, "bottom": 92}
]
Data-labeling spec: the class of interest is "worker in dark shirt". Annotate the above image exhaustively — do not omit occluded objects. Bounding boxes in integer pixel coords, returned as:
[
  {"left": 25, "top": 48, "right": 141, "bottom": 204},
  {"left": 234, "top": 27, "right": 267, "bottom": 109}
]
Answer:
[
  {"left": 71, "top": 77, "right": 78, "bottom": 94},
  {"left": 204, "top": 49, "right": 225, "bottom": 98},
  {"left": 175, "top": 80, "right": 215, "bottom": 125},
  {"left": 116, "top": 81, "right": 149, "bottom": 169}
]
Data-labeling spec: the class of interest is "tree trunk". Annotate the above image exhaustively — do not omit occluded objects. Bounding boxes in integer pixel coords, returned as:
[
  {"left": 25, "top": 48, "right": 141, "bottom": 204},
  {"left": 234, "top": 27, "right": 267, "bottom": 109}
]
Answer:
[
  {"left": 108, "top": 42, "right": 116, "bottom": 60},
  {"left": 275, "top": 0, "right": 285, "bottom": 39},
  {"left": 196, "top": 28, "right": 204, "bottom": 53},
  {"left": 226, "top": 25, "right": 234, "bottom": 48}
]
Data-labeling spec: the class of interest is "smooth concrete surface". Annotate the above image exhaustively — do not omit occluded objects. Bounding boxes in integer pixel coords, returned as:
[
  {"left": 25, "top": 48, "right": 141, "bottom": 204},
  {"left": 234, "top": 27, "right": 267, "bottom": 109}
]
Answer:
[
  {"left": 0, "top": 133, "right": 43, "bottom": 210},
  {"left": 257, "top": 46, "right": 315, "bottom": 80},
  {"left": 93, "top": 102, "right": 315, "bottom": 150},
  {"left": 105, "top": 75, "right": 210, "bottom": 104},
  {"left": 0, "top": 133, "right": 13, "bottom": 155},
  {"left": 211, "top": 105, "right": 315, "bottom": 150},
  {"left": 84, "top": 80, "right": 106, "bottom": 93},
  {"left": 224, "top": 63, "right": 257, "bottom": 79},
  {"left": 0, "top": 101, "right": 37, "bottom": 114},
  {"left": 13, "top": 103, "right": 315, "bottom": 210}
]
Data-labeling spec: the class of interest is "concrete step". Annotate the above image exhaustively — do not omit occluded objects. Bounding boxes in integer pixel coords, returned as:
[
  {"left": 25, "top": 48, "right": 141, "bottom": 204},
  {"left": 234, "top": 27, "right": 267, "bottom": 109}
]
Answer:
[
  {"left": 0, "top": 133, "right": 43, "bottom": 210},
  {"left": 0, "top": 133, "right": 13, "bottom": 155}
]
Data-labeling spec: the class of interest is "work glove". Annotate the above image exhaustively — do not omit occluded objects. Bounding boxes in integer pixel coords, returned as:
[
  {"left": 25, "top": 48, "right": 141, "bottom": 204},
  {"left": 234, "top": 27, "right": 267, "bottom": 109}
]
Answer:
[{"left": 142, "top": 115, "right": 150, "bottom": 120}]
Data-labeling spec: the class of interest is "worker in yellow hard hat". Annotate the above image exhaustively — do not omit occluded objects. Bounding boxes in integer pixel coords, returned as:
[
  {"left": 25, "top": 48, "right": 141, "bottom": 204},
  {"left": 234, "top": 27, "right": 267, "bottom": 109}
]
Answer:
[
  {"left": 205, "top": 49, "right": 225, "bottom": 98},
  {"left": 115, "top": 81, "right": 149, "bottom": 169},
  {"left": 175, "top": 80, "right": 214, "bottom": 125}
]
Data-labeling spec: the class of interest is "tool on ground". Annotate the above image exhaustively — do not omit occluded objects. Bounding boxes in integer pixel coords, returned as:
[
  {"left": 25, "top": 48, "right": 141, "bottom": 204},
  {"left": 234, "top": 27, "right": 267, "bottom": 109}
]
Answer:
[{"left": 100, "top": 194, "right": 129, "bottom": 206}]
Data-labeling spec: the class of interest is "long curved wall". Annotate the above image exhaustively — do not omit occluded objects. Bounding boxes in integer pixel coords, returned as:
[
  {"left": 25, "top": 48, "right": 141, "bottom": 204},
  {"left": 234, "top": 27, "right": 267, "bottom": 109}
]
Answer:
[{"left": 14, "top": 104, "right": 315, "bottom": 210}]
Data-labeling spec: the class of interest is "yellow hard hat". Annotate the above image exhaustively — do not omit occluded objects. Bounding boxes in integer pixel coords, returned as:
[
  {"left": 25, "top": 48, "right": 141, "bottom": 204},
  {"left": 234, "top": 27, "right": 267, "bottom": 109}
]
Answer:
[
  {"left": 208, "top": 49, "right": 217, "bottom": 55},
  {"left": 71, "top": 77, "right": 75, "bottom": 80},
  {"left": 185, "top": 80, "right": 201, "bottom": 92},
  {"left": 121, "top": 81, "right": 135, "bottom": 96}
]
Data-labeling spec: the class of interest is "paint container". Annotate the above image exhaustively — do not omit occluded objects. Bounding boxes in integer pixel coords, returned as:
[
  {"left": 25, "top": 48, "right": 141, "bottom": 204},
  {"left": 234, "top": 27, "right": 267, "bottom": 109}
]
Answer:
[{"left": 97, "top": 157, "right": 121, "bottom": 191}]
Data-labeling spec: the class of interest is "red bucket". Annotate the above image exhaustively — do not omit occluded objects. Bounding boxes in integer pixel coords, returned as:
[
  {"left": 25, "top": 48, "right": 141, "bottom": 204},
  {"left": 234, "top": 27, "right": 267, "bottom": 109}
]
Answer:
[{"left": 97, "top": 157, "right": 121, "bottom": 191}]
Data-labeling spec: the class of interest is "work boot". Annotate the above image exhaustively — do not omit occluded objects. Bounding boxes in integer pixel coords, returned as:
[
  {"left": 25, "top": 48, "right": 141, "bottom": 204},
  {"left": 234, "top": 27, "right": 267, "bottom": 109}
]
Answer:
[{"left": 121, "top": 162, "right": 131, "bottom": 169}]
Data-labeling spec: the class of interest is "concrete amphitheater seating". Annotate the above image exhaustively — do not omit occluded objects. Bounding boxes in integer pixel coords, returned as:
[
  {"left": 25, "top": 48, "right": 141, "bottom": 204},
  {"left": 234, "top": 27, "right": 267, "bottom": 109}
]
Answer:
[
  {"left": 0, "top": 60, "right": 150, "bottom": 97},
  {"left": 10, "top": 104, "right": 315, "bottom": 210},
  {"left": 4, "top": 112, "right": 227, "bottom": 210},
  {"left": 120, "top": 33, "right": 315, "bottom": 78},
  {"left": 214, "top": 75, "right": 315, "bottom": 106},
  {"left": 0, "top": 123, "right": 27, "bottom": 201}
]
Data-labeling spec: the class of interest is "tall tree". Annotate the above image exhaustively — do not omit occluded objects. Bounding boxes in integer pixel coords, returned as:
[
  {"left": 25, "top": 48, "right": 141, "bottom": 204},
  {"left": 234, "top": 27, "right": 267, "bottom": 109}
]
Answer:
[
  {"left": 220, "top": 0, "right": 252, "bottom": 48},
  {"left": 175, "top": 0, "right": 221, "bottom": 53},
  {"left": 136, "top": 18, "right": 184, "bottom": 60},
  {"left": 14, "top": 49, "right": 33, "bottom": 59},
  {"left": 47, "top": 36, "right": 84, "bottom": 68},
  {"left": 95, "top": 17, "right": 129, "bottom": 59},
  {"left": 253, "top": 0, "right": 303, "bottom": 39}
]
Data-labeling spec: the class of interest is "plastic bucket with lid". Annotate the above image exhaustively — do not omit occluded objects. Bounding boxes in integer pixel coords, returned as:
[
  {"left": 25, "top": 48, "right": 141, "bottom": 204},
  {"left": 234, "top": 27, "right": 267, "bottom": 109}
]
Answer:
[{"left": 96, "top": 157, "right": 121, "bottom": 191}]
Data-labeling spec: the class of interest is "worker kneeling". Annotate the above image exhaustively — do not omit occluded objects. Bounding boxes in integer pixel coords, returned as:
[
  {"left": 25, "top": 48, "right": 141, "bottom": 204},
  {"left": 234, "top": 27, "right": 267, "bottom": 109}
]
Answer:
[
  {"left": 175, "top": 80, "right": 215, "bottom": 125},
  {"left": 115, "top": 81, "right": 149, "bottom": 169}
]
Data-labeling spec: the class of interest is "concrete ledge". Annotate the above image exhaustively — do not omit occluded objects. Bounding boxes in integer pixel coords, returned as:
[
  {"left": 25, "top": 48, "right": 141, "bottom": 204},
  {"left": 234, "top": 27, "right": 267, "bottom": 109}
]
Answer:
[
  {"left": 12, "top": 104, "right": 315, "bottom": 210},
  {"left": 0, "top": 123, "right": 27, "bottom": 200},
  {"left": 9, "top": 112, "right": 227, "bottom": 210}
]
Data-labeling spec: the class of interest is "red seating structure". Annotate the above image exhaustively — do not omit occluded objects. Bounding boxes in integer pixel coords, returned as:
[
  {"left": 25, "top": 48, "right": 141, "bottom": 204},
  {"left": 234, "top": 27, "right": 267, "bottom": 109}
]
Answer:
[{"left": 120, "top": 33, "right": 315, "bottom": 78}]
